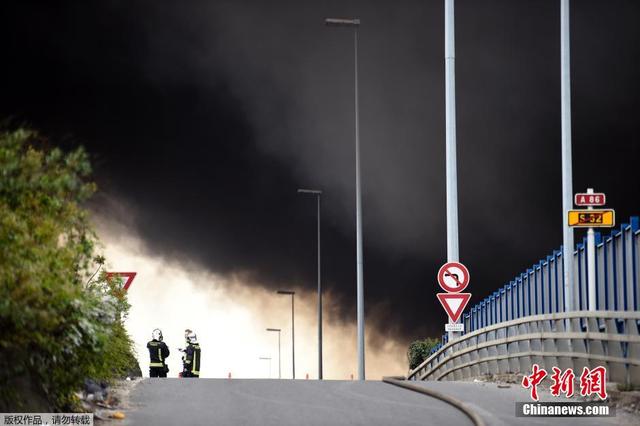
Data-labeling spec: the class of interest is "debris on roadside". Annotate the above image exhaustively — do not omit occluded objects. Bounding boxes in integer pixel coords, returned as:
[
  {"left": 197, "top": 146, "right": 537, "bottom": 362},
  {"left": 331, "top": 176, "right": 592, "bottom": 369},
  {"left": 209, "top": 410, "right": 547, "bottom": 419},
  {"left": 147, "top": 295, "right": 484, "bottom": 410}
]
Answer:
[{"left": 77, "top": 378, "right": 138, "bottom": 422}]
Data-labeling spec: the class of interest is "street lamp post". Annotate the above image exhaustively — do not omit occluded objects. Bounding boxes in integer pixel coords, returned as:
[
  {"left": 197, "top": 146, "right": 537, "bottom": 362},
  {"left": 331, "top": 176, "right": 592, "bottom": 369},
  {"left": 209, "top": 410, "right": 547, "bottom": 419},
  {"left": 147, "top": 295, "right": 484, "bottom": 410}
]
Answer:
[
  {"left": 297, "top": 188, "right": 323, "bottom": 380},
  {"left": 266, "top": 328, "right": 281, "bottom": 379},
  {"left": 325, "top": 16, "right": 365, "bottom": 381},
  {"left": 560, "top": 0, "right": 575, "bottom": 312},
  {"left": 259, "top": 357, "right": 271, "bottom": 378},
  {"left": 277, "top": 290, "right": 295, "bottom": 379},
  {"left": 444, "top": 0, "right": 461, "bottom": 342}
]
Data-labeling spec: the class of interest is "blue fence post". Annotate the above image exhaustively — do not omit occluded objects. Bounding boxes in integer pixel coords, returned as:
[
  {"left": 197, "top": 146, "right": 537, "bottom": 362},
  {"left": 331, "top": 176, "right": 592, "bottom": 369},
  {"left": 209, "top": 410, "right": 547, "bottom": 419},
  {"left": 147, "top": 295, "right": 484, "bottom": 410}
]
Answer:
[
  {"left": 512, "top": 281, "right": 517, "bottom": 319},
  {"left": 554, "top": 250, "right": 561, "bottom": 314},
  {"left": 559, "top": 248, "right": 564, "bottom": 313},
  {"left": 489, "top": 294, "right": 494, "bottom": 325},
  {"left": 631, "top": 217, "right": 639, "bottom": 311},
  {"left": 547, "top": 255, "right": 554, "bottom": 313},
  {"left": 483, "top": 299, "right": 488, "bottom": 327},
  {"left": 473, "top": 303, "right": 480, "bottom": 330},
  {"left": 595, "top": 231, "right": 602, "bottom": 310},
  {"left": 524, "top": 272, "right": 529, "bottom": 316},
  {"left": 485, "top": 298, "right": 489, "bottom": 326},
  {"left": 472, "top": 306, "right": 476, "bottom": 332},
  {"left": 613, "top": 230, "right": 619, "bottom": 311},
  {"left": 621, "top": 223, "right": 629, "bottom": 311},
  {"left": 539, "top": 261, "right": 545, "bottom": 314},
  {"left": 489, "top": 293, "right": 496, "bottom": 325},
  {"left": 517, "top": 275, "right": 523, "bottom": 318},
  {"left": 492, "top": 292, "right": 497, "bottom": 325},
  {"left": 527, "top": 265, "right": 538, "bottom": 315},
  {"left": 604, "top": 234, "right": 610, "bottom": 310},
  {"left": 577, "top": 241, "right": 584, "bottom": 311},
  {"left": 509, "top": 281, "right": 515, "bottom": 320},
  {"left": 526, "top": 269, "right": 533, "bottom": 317}
]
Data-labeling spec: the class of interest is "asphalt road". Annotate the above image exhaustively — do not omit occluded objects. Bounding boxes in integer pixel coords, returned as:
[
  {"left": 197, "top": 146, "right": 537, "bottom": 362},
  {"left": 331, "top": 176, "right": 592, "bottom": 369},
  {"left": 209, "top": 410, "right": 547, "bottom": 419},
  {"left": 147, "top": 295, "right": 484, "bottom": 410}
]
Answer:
[
  {"left": 414, "top": 381, "right": 635, "bottom": 426},
  {"left": 124, "top": 378, "right": 469, "bottom": 426},
  {"left": 123, "top": 378, "right": 635, "bottom": 426}
]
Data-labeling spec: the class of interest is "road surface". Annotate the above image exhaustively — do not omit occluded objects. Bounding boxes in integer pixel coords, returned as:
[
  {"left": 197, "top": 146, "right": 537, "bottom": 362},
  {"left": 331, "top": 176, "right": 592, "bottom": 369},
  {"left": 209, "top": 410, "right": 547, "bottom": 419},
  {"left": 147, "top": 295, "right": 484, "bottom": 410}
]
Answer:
[{"left": 122, "top": 378, "right": 634, "bottom": 425}]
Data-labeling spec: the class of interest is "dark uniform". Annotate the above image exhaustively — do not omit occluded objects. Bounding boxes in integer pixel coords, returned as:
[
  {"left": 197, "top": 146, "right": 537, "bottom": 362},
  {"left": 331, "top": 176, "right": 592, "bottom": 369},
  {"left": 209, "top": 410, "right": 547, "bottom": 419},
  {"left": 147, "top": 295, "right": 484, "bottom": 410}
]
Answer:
[
  {"left": 147, "top": 339, "right": 170, "bottom": 377},
  {"left": 182, "top": 342, "right": 201, "bottom": 378}
]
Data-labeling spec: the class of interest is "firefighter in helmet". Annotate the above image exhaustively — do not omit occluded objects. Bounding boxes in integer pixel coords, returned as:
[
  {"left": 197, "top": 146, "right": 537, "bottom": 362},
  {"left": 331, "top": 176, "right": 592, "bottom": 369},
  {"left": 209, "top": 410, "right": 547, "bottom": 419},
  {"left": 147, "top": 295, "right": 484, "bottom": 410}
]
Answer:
[
  {"left": 182, "top": 331, "right": 201, "bottom": 378},
  {"left": 147, "top": 328, "right": 170, "bottom": 377}
]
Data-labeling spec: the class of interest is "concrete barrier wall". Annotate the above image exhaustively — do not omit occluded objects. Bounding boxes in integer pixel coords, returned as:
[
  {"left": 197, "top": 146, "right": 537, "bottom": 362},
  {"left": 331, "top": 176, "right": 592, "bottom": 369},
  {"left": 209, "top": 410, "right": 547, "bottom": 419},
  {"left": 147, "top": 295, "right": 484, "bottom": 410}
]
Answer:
[{"left": 408, "top": 311, "right": 640, "bottom": 385}]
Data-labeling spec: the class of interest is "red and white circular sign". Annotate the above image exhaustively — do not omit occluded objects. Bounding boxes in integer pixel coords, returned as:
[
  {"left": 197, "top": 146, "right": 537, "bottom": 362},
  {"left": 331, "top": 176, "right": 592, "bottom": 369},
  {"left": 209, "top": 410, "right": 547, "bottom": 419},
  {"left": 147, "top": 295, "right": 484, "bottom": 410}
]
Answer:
[{"left": 437, "top": 262, "right": 470, "bottom": 293}]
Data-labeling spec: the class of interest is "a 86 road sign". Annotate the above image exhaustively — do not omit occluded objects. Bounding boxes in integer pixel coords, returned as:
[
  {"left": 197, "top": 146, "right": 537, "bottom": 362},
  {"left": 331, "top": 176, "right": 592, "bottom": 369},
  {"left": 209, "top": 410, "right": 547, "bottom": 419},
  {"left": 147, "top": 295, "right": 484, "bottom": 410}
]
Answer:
[{"left": 574, "top": 192, "right": 606, "bottom": 207}]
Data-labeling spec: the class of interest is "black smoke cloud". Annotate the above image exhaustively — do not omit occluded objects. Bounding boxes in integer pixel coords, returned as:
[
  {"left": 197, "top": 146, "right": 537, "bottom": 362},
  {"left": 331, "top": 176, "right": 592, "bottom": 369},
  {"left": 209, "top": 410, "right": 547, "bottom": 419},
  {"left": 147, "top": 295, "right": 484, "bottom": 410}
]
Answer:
[{"left": 1, "top": 0, "right": 639, "bottom": 342}]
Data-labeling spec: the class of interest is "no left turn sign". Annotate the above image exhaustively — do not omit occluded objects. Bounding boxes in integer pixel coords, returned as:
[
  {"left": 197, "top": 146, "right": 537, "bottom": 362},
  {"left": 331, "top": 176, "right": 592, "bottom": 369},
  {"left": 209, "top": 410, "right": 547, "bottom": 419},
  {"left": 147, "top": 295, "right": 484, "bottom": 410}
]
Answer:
[{"left": 437, "top": 262, "right": 470, "bottom": 293}]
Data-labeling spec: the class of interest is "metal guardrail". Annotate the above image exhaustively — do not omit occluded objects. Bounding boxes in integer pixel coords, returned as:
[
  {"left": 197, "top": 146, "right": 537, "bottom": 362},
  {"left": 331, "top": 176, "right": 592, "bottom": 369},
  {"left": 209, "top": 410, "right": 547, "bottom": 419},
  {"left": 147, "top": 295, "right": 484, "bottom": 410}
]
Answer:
[
  {"left": 383, "top": 376, "right": 485, "bottom": 426},
  {"left": 408, "top": 311, "right": 640, "bottom": 385}
]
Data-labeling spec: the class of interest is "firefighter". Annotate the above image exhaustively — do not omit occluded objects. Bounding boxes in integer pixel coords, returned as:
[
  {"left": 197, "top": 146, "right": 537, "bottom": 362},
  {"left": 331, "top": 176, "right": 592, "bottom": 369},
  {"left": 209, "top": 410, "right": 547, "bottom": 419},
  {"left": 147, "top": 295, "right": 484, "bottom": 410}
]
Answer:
[
  {"left": 182, "top": 331, "right": 201, "bottom": 378},
  {"left": 147, "top": 328, "right": 170, "bottom": 378}
]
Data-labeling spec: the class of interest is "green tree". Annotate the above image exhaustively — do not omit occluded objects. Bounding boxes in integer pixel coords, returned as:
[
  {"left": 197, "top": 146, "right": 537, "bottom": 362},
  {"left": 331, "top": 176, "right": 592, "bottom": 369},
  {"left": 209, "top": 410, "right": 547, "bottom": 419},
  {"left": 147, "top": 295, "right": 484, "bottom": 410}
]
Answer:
[
  {"left": 407, "top": 337, "right": 441, "bottom": 371},
  {"left": 0, "top": 127, "right": 137, "bottom": 410}
]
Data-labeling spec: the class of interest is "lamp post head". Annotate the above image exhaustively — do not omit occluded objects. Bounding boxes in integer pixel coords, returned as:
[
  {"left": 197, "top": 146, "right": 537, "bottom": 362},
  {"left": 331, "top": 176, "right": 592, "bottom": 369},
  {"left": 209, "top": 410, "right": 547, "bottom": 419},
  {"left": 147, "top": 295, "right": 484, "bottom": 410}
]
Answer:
[
  {"left": 297, "top": 188, "right": 322, "bottom": 195},
  {"left": 277, "top": 290, "right": 295, "bottom": 295},
  {"left": 325, "top": 18, "right": 360, "bottom": 27},
  {"left": 266, "top": 328, "right": 281, "bottom": 332}
]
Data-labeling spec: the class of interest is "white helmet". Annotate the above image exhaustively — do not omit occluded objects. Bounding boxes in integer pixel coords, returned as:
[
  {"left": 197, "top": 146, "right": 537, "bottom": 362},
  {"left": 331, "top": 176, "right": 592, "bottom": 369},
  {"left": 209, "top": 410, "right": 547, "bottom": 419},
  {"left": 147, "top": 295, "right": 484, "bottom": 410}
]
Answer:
[
  {"left": 152, "top": 328, "right": 163, "bottom": 341},
  {"left": 187, "top": 332, "right": 197, "bottom": 344}
]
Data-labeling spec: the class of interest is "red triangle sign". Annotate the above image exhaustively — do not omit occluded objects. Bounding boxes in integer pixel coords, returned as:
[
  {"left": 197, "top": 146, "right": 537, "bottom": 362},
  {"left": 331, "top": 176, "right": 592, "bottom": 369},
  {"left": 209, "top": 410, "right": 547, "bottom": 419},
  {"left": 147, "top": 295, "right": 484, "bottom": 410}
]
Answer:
[
  {"left": 106, "top": 272, "right": 137, "bottom": 291},
  {"left": 437, "top": 293, "right": 471, "bottom": 323}
]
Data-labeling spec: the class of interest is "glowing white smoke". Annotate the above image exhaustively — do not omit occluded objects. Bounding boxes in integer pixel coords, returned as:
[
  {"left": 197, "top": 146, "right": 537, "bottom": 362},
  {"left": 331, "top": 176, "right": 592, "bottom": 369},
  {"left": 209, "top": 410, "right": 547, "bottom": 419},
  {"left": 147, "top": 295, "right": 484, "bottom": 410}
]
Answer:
[{"left": 94, "top": 214, "right": 407, "bottom": 380}]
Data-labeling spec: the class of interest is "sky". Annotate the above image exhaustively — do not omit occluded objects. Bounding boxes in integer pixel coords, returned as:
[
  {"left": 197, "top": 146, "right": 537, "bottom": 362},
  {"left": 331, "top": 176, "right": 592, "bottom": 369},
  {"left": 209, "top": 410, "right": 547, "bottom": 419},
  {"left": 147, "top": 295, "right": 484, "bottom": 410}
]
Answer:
[{"left": 2, "top": 1, "right": 640, "bottom": 377}]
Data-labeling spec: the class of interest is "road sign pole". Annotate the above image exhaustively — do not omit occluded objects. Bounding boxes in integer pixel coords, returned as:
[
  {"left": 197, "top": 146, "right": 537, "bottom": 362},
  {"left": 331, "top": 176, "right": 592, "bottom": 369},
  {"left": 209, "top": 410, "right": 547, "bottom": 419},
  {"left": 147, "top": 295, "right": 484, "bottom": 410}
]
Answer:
[
  {"left": 560, "top": 0, "right": 575, "bottom": 313},
  {"left": 586, "top": 188, "right": 596, "bottom": 311},
  {"left": 445, "top": 0, "right": 460, "bottom": 342}
]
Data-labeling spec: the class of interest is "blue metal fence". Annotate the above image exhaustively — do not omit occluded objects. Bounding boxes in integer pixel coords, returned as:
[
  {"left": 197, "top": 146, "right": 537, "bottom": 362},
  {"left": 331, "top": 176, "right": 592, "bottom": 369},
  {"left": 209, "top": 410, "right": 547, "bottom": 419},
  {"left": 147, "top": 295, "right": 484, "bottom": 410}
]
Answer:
[{"left": 431, "top": 216, "right": 640, "bottom": 353}]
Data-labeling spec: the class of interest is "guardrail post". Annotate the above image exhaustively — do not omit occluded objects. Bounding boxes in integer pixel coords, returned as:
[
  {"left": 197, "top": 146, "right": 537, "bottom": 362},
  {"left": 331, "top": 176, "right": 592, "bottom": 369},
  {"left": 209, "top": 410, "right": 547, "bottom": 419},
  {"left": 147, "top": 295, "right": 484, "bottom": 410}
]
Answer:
[
  {"left": 541, "top": 316, "right": 556, "bottom": 372},
  {"left": 554, "top": 317, "right": 573, "bottom": 372},
  {"left": 629, "top": 317, "right": 640, "bottom": 385},
  {"left": 605, "top": 316, "right": 626, "bottom": 383},
  {"left": 570, "top": 316, "right": 588, "bottom": 374}
]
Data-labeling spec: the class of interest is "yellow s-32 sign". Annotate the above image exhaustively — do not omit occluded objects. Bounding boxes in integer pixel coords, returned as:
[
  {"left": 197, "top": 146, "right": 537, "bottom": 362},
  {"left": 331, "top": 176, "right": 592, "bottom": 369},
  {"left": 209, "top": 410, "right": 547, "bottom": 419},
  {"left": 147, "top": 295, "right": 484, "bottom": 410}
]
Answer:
[{"left": 568, "top": 209, "right": 615, "bottom": 228}]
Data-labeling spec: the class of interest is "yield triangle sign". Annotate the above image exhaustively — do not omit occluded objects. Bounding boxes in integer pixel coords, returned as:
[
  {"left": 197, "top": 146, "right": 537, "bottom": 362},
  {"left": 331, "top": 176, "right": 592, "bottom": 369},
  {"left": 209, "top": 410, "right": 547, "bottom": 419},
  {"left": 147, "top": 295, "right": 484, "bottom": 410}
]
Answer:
[
  {"left": 437, "top": 293, "right": 471, "bottom": 323},
  {"left": 106, "top": 272, "right": 137, "bottom": 291}
]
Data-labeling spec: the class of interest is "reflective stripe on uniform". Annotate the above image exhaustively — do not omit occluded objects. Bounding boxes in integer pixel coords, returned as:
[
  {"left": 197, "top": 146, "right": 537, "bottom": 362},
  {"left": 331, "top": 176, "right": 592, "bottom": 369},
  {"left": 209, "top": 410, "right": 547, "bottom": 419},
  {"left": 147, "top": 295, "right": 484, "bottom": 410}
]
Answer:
[
  {"left": 192, "top": 351, "right": 199, "bottom": 375},
  {"left": 149, "top": 362, "right": 164, "bottom": 367},
  {"left": 158, "top": 348, "right": 162, "bottom": 362}
]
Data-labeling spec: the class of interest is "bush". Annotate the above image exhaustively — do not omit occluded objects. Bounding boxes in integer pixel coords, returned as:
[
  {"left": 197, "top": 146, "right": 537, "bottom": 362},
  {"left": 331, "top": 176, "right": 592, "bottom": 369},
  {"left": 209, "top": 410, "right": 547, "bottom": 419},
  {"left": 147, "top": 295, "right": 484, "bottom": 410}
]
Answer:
[
  {"left": 0, "top": 127, "right": 138, "bottom": 411},
  {"left": 407, "top": 337, "right": 440, "bottom": 371}
]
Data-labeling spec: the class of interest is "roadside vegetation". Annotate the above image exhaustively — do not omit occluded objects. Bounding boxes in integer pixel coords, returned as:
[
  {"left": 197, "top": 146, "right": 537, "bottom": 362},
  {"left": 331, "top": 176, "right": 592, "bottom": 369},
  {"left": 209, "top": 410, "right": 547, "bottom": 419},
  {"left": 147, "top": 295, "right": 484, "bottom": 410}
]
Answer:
[
  {"left": 0, "top": 126, "right": 138, "bottom": 411},
  {"left": 407, "top": 337, "right": 440, "bottom": 371}
]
